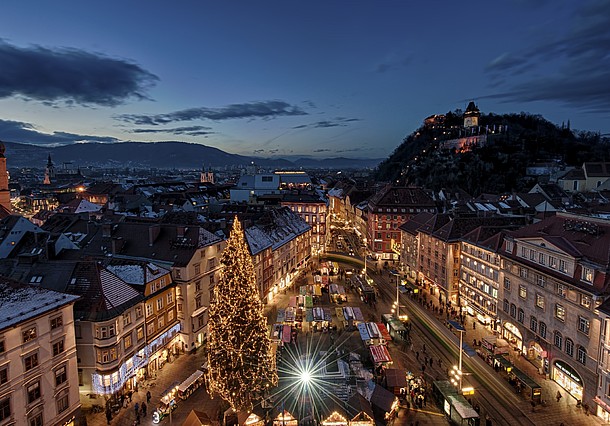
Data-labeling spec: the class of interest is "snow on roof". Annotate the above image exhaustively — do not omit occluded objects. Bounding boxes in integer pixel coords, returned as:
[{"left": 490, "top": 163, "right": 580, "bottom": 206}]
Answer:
[
  {"left": 75, "top": 199, "right": 103, "bottom": 213},
  {"left": 327, "top": 187, "right": 344, "bottom": 198},
  {"left": 100, "top": 269, "right": 141, "bottom": 307},
  {"left": 107, "top": 262, "right": 170, "bottom": 286},
  {"left": 244, "top": 208, "right": 311, "bottom": 255},
  {"left": 0, "top": 278, "right": 79, "bottom": 331},
  {"left": 198, "top": 227, "right": 223, "bottom": 247}
]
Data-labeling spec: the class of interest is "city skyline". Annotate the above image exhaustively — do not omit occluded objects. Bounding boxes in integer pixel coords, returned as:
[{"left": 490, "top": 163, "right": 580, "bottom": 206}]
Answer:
[{"left": 0, "top": 0, "right": 609, "bottom": 159}]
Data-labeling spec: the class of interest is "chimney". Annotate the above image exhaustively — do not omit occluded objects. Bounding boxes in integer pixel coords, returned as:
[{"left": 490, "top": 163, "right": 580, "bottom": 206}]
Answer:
[
  {"left": 111, "top": 237, "right": 124, "bottom": 255},
  {"left": 102, "top": 223, "right": 112, "bottom": 238},
  {"left": 149, "top": 224, "right": 160, "bottom": 246}
]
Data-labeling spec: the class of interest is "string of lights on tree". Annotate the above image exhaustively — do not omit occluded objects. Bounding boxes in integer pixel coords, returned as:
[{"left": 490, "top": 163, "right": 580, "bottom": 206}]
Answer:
[{"left": 207, "top": 217, "right": 278, "bottom": 412}]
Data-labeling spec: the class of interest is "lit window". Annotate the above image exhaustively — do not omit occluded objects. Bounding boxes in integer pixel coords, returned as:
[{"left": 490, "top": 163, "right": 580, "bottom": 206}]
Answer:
[
  {"left": 555, "top": 304, "right": 566, "bottom": 321},
  {"left": 582, "top": 267, "right": 593, "bottom": 283},
  {"left": 519, "top": 285, "right": 527, "bottom": 299},
  {"left": 536, "top": 294, "right": 545, "bottom": 309},
  {"left": 22, "top": 326, "right": 37, "bottom": 343},
  {"left": 50, "top": 316, "right": 63, "bottom": 330}
]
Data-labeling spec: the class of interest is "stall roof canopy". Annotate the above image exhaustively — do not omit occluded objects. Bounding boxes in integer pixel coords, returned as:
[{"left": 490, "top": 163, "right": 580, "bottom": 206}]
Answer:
[
  {"left": 385, "top": 369, "right": 407, "bottom": 388},
  {"left": 370, "top": 384, "right": 396, "bottom": 412},
  {"left": 511, "top": 366, "right": 541, "bottom": 390},
  {"left": 448, "top": 395, "right": 479, "bottom": 420}
]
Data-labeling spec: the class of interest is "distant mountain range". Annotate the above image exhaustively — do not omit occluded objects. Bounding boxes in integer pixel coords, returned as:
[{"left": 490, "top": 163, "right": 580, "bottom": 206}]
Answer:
[{"left": 2, "top": 141, "right": 382, "bottom": 170}]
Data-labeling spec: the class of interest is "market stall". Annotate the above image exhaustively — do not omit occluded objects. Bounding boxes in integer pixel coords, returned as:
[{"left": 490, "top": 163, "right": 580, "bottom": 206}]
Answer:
[
  {"left": 376, "top": 323, "right": 392, "bottom": 342},
  {"left": 329, "top": 284, "right": 347, "bottom": 304},
  {"left": 369, "top": 345, "right": 392, "bottom": 366},
  {"left": 178, "top": 370, "right": 204, "bottom": 400}
]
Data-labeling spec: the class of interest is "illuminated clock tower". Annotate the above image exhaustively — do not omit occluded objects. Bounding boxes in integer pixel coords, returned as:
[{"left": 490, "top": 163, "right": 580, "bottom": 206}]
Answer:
[{"left": 463, "top": 101, "right": 480, "bottom": 128}]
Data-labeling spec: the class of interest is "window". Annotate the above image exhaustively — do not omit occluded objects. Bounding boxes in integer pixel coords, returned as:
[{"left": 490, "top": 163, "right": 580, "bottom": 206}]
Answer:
[
  {"left": 521, "top": 247, "right": 527, "bottom": 257},
  {"left": 25, "top": 353, "right": 38, "bottom": 371},
  {"left": 22, "top": 326, "right": 37, "bottom": 343},
  {"left": 123, "top": 313, "right": 131, "bottom": 327},
  {"left": 519, "top": 285, "right": 527, "bottom": 299},
  {"left": 195, "top": 280, "right": 201, "bottom": 292},
  {"left": 530, "top": 316, "right": 538, "bottom": 332},
  {"left": 559, "top": 259, "right": 567, "bottom": 273},
  {"left": 0, "top": 340, "right": 4, "bottom": 354},
  {"left": 57, "top": 392, "right": 69, "bottom": 413},
  {"left": 549, "top": 256, "right": 557, "bottom": 269},
  {"left": 0, "top": 367, "right": 7, "bottom": 385},
  {"left": 503, "top": 299, "right": 509, "bottom": 313},
  {"left": 124, "top": 334, "right": 132, "bottom": 350},
  {"left": 137, "top": 326, "right": 144, "bottom": 341},
  {"left": 135, "top": 306, "right": 143, "bottom": 319},
  {"left": 536, "top": 294, "right": 545, "bottom": 309},
  {"left": 158, "top": 317, "right": 164, "bottom": 329},
  {"left": 194, "top": 263, "right": 201, "bottom": 276},
  {"left": 538, "top": 253, "right": 545, "bottom": 265},
  {"left": 565, "top": 338, "right": 574, "bottom": 357},
  {"left": 555, "top": 304, "right": 566, "bottom": 321},
  {"left": 582, "top": 267, "right": 593, "bottom": 283},
  {"left": 536, "top": 274, "right": 546, "bottom": 287},
  {"left": 147, "top": 323, "right": 155, "bottom": 336},
  {"left": 52, "top": 340, "right": 64, "bottom": 356},
  {"left": 510, "top": 304, "right": 516, "bottom": 318},
  {"left": 156, "top": 298, "right": 163, "bottom": 310},
  {"left": 539, "top": 322, "right": 547, "bottom": 339},
  {"left": 146, "top": 303, "right": 153, "bottom": 317},
  {"left": 554, "top": 331, "right": 563, "bottom": 348},
  {"left": 557, "top": 284, "right": 566, "bottom": 298},
  {"left": 504, "top": 277, "right": 511, "bottom": 290},
  {"left": 505, "top": 240, "right": 513, "bottom": 252},
  {"left": 581, "top": 295, "right": 591, "bottom": 308},
  {"left": 50, "top": 316, "right": 63, "bottom": 330},
  {"left": 167, "top": 292, "right": 173, "bottom": 304},
  {"left": 578, "top": 316, "right": 590, "bottom": 335},
  {"left": 55, "top": 366, "right": 67, "bottom": 386},
  {"left": 168, "top": 310, "right": 174, "bottom": 322},
  {"left": 0, "top": 397, "right": 10, "bottom": 421},
  {"left": 517, "top": 308, "right": 524, "bottom": 323},
  {"left": 29, "top": 413, "right": 43, "bottom": 426},
  {"left": 530, "top": 250, "right": 535, "bottom": 261},
  {"left": 577, "top": 346, "right": 587, "bottom": 365},
  {"left": 27, "top": 381, "right": 41, "bottom": 404},
  {"left": 520, "top": 268, "right": 528, "bottom": 278}
]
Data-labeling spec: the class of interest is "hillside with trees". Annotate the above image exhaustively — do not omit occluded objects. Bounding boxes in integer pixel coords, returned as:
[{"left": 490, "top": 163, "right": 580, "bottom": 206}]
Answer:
[{"left": 375, "top": 111, "right": 609, "bottom": 196}]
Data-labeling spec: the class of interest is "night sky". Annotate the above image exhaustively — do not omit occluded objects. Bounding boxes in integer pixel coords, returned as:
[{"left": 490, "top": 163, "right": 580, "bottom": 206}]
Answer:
[{"left": 0, "top": 0, "right": 608, "bottom": 159}]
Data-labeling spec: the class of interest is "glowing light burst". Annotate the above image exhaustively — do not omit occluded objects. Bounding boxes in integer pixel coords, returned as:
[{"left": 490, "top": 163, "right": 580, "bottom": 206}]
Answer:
[{"left": 270, "top": 333, "right": 354, "bottom": 422}]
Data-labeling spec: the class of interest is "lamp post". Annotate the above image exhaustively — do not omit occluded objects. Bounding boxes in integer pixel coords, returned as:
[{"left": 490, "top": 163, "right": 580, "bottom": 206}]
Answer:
[{"left": 448, "top": 319, "right": 466, "bottom": 393}]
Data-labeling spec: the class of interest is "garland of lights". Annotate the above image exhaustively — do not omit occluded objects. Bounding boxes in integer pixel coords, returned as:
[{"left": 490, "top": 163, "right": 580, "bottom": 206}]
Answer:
[{"left": 207, "top": 217, "right": 278, "bottom": 412}]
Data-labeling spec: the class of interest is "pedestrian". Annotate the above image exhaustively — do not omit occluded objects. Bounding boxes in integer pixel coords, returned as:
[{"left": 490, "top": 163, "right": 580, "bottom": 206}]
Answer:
[
  {"left": 423, "top": 344, "right": 426, "bottom": 353},
  {"left": 473, "top": 322, "right": 476, "bottom": 330},
  {"left": 135, "top": 402, "right": 139, "bottom": 418},
  {"left": 128, "top": 389, "right": 133, "bottom": 403},
  {"left": 429, "top": 357, "right": 433, "bottom": 367},
  {"left": 106, "top": 406, "right": 112, "bottom": 425},
  {"left": 142, "top": 401, "right": 147, "bottom": 417},
  {"left": 146, "top": 390, "right": 151, "bottom": 404},
  {"left": 416, "top": 351, "right": 419, "bottom": 360},
  {"left": 556, "top": 390, "right": 562, "bottom": 402}
]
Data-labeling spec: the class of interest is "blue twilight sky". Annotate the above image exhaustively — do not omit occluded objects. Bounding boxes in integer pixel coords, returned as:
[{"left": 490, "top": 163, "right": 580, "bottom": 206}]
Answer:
[{"left": 0, "top": 0, "right": 609, "bottom": 159}]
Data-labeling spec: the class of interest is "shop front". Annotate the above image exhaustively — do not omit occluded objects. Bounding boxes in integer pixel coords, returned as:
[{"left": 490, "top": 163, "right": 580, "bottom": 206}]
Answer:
[
  {"left": 502, "top": 321, "right": 523, "bottom": 352},
  {"left": 553, "top": 360, "right": 583, "bottom": 402},
  {"left": 526, "top": 341, "right": 545, "bottom": 372}
]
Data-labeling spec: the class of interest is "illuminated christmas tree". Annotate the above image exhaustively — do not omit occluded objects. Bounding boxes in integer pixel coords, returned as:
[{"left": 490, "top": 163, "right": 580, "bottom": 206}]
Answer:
[{"left": 207, "top": 217, "right": 278, "bottom": 412}]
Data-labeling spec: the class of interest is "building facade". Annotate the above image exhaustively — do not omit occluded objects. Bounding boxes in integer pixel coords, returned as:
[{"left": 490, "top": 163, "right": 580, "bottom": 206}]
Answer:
[
  {"left": 499, "top": 213, "right": 610, "bottom": 413},
  {"left": 0, "top": 277, "right": 80, "bottom": 426}
]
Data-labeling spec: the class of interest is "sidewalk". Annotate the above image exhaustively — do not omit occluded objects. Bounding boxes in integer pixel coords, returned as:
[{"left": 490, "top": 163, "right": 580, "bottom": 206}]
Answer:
[
  {"left": 414, "top": 282, "right": 604, "bottom": 425},
  {"left": 85, "top": 347, "right": 211, "bottom": 426}
]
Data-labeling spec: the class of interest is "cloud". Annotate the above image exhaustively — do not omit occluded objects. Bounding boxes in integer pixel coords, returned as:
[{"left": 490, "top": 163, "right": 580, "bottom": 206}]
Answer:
[
  {"left": 0, "top": 40, "right": 158, "bottom": 107},
  {"left": 117, "top": 100, "right": 307, "bottom": 125},
  {"left": 376, "top": 56, "right": 412, "bottom": 73},
  {"left": 292, "top": 117, "right": 361, "bottom": 130},
  {"left": 483, "top": 0, "right": 610, "bottom": 112},
  {"left": 131, "top": 125, "right": 214, "bottom": 136},
  {"left": 0, "top": 118, "right": 120, "bottom": 145},
  {"left": 313, "top": 149, "right": 331, "bottom": 153}
]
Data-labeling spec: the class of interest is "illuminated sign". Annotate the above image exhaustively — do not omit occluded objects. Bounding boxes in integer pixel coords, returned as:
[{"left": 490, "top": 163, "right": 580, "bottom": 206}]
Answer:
[{"left": 555, "top": 360, "right": 582, "bottom": 385}]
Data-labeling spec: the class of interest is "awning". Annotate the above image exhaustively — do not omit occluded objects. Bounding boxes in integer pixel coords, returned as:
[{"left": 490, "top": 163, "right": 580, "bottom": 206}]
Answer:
[
  {"left": 369, "top": 345, "right": 392, "bottom": 364},
  {"left": 357, "top": 323, "right": 370, "bottom": 341},
  {"left": 178, "top": 370, "right": 204, "bottom": 392},
  {"left": 377, "top": 323, "right": 392, "bottom": 341}
]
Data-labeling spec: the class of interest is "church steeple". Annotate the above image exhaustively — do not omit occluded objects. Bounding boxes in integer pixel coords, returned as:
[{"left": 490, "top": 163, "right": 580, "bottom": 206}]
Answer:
[
  {"left": 0, "top": 142, "right": 11, "bottom": 213},
  {"left": 44, "top": 153, "right": 55, "bottom": 184}
]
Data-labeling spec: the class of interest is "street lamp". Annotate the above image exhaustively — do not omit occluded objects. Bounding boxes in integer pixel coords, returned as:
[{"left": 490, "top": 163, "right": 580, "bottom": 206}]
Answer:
[{"left": 448, "top": 319, "right": 466, "bottom": 393}]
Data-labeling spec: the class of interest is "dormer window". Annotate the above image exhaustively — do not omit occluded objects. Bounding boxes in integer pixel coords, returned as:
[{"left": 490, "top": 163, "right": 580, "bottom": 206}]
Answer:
[{"left": 582, "top": 267, "right": 594, "bottom": 284}]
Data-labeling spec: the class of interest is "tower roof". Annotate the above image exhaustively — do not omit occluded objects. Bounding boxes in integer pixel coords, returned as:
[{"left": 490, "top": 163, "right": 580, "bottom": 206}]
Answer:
[{"left": 464, "top": 101, "right": 480, "bottom": 115}]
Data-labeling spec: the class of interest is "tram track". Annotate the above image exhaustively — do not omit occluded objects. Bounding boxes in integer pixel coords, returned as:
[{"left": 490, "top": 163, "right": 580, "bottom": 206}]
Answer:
[{"left": 371, "top": 273, "right": 536, "bottom": 426}]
